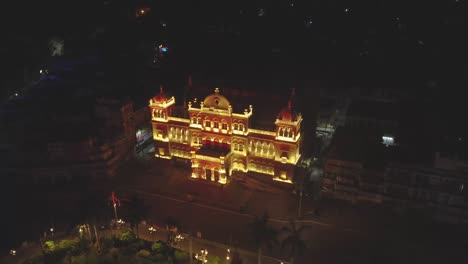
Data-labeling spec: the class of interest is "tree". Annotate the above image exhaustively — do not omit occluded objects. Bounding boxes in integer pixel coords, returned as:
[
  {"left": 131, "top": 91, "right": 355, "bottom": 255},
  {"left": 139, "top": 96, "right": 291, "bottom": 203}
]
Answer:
[
  {"left": 280, "top": 220, "right": 308, "bottom": 264},
  {"left": 249, "top": 212, "right": 277, "bottom": 264},
  {"left": 125, "top": 195, "right": 150, "bottom": 238}
]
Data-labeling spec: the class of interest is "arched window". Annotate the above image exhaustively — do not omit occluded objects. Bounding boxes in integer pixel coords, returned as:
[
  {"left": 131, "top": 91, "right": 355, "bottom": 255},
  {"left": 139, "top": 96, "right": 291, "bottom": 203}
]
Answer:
[
  {"left": 233, "top": 143, "right": 238, "bottom": 151},
  {"left": 239, "top": 143, "right": 244, "bottom": 152},
  {"left": 192, "top": 117, "right": 197, "bottom": 124},
  {"left": 234, "top": 123, "right": 238, "bottom": 130},
  {"left": 169, "top": 127, "right": 174, "bottom": 138},
  {"left": 279, "top": 128, "right": 284, "bottom": 137},
  {"left": 262, "top": 142, "right": 267, "bottom": 154},
  {"left": 269, "top": 143, "right": 275, "bottom": 156},
  {"left": 288, "top": 129, "right": 293, "bottom": 138},
  {"left": 213, "top": 120, "right": 219, "bottom": 129},
  {"left": 255, "top": 142, "right": 260, "bottom": 153},
  {"left": 239, "top": 124, "right": 244, "bottom": 131},
  {"left": 205, "top": 118, "right": 211, "bottom": 128},
  {"left": 197, "top": 117, "right": 201, "bottom": 124}
]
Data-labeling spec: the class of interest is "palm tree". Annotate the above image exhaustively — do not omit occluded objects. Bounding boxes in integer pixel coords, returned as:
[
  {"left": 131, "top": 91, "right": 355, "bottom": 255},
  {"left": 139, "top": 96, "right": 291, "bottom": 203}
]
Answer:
[
  {"left": 125, "top": 195, "right": 150, "bottom": 238},
  {"left": 78, "top": 192, "right": 108, "bottom": 247},
  {"left": 280, "top": 220, "right": 308, "bottom": 264},
  {"left": 250, "top": 212, "right": 277, "bottom": 264}
]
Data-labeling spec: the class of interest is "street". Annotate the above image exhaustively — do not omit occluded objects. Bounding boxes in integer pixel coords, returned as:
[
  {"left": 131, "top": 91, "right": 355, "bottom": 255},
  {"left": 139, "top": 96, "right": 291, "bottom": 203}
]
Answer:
[{"left": 113, "top": 157, "right": 468, "bottom": 264}]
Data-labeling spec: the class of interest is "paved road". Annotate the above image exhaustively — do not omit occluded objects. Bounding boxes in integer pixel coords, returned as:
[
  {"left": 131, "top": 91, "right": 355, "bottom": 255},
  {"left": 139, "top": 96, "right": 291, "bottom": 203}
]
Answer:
[
  {"left": 120, "top": 188, "right": 366, "bottom": 264},
  {"left": 112, "top": 158, "right": 468, "bottom": 264}
]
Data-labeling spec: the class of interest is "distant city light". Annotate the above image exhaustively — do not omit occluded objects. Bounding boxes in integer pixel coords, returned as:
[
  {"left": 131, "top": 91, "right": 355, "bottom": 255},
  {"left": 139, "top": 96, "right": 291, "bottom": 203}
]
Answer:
[
  {"left": 40, "top": 69, "right": 43, "bottom": 74},
  {"left": 14, "top": 93, "right": 18, "bottom": 96},
  {"left": 258, "top": 8, "right": 265, "bottom": 17},
  {"left": 344, "top": 8, "right": 349, "bottom": 13},
  {"left": 161, "top": 47, "right": 168, "bottom": 53},
  {"left": 10, "top": 250, "right": 16, "bottom": 256},
  {"left": 140, "top": 9, "right": 145, "bottom": 14},
  {"left": 382, "top": 136, "right": 395, "bottom": 146}
]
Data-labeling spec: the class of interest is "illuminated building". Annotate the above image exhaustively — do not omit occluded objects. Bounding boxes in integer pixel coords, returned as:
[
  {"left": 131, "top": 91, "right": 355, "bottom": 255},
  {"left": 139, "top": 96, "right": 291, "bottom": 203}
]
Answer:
[{"left": 150, "top": 87, "right": 303, "bottom": 184}]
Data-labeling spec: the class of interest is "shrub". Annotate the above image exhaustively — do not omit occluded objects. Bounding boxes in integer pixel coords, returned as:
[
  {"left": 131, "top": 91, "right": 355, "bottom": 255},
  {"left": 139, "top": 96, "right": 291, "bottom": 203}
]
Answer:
[
  {"left": 174, "top": 250, "right": 189, "bottom": 263},
  {"left": 120, "top": 230, "right": 136, "bottom": 243},
  {"left": 57, "top": 239, "right": 81, "bottom": 255},
  {"left": 206, "top": 255, "right": 221, "bottom": 264},
  {"left": 44, "top": 240, "right": 56, "bottom": 252},
  {"left": 151, "top": 241, "right": 167, "bottom": 254}
]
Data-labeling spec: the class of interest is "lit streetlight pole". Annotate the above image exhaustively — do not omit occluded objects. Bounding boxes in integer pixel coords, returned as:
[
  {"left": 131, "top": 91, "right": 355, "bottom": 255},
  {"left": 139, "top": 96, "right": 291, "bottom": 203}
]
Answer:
[{"left": 111, "top": 192, "right": 121, "bottom": 224}]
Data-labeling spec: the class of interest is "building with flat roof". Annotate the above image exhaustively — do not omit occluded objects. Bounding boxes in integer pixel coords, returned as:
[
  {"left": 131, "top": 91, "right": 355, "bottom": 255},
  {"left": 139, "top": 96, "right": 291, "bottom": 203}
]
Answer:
[{"left": 150, "top": 87, "right": 303, "bottom": 184}]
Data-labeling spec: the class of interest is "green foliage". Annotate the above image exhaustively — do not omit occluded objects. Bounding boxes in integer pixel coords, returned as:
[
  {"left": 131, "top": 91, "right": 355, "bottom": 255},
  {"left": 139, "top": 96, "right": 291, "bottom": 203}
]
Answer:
[
  {"left": 44, "top": 240, "right": 56, "bottom": 252},
  {"left": 151, "top": 241, "right": 167, "bottom": 254},
  {"left": 58, "top": 239, "right": 81, "bottom": 255},
  {"left": 174, "top": 250, "right": 189, "bottom": 263},
  {"left": 120, "top": 230, "right": 137, "bottom": 242},
  {"left": 206, "top": 255, "right": 221, "bottom": 264}
]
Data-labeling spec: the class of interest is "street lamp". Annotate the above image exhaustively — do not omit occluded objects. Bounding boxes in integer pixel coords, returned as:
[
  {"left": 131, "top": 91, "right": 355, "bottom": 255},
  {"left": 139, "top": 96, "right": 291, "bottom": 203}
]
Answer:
[
  {"left": 196, "top": 249, "right": 208, "bottom": 263},
  {"left": 226, "top": 248, "right": 231, "bottom": 261}
]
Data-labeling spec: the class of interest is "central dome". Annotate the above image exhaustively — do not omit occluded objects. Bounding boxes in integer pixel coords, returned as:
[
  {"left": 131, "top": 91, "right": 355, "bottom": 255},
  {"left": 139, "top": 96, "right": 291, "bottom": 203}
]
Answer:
[{"left": 203, "top": 88, "right": 230, "bottom": 111}]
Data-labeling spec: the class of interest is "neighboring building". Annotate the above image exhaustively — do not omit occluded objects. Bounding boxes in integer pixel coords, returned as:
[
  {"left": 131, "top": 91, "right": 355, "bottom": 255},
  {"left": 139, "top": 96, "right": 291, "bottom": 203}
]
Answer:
[
  {"left": 322, "top": 127, "right": 468, "bottom": 222},
  {"left": 0, "top": 97, "right": 147, "bottom": 183},
  {"left": 150, "top": 87, "right": 303, "bottom": 184}
]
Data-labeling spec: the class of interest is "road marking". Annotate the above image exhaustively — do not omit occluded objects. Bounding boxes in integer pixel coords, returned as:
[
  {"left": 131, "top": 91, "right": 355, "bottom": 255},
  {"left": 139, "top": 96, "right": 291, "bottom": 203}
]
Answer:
[{"left": 125, "top": 188, "right": 359, "bottom": 232}]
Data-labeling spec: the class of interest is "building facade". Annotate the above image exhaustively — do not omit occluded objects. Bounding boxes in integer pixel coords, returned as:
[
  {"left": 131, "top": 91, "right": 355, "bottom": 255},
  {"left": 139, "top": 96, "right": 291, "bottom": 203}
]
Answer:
[{"left": 150, "top": 87, "right": 303, "bottom": 184}]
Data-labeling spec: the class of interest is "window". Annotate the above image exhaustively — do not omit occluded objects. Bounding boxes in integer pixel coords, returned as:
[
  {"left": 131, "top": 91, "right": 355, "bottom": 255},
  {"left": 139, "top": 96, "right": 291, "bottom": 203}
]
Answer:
[
  {"left": 197, "top": 117, "right": 201, "bottom": 124},
  {"left": 222, "top": 123, "right": 228, "bottom": 130},
  {"left": 239, "top": 124, "right": 244, "bottom": 131},
  {"left": 239, "top": 144, "right": 243, "bottom": 152},
  {"left": 192, "top": 117, "right": 196, "bottom": 124},
  {"left": 205, "top": 120, "right": 211, "bottom": 128},
  {"left": 233, "top": 143, "right": 238, "bottom": 151},
  {"left": 234, "top": 123, "right": 238, "bottom": 130},
  {"left": 214, "top": 121, "right": 219, "bottom": 128}
]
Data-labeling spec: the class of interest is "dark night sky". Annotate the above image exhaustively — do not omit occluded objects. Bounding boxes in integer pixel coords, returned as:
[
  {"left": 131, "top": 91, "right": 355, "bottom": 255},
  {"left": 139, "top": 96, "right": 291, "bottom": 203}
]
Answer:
[{"left": 1, "top": 0, "right": 467, "bottom": 98}]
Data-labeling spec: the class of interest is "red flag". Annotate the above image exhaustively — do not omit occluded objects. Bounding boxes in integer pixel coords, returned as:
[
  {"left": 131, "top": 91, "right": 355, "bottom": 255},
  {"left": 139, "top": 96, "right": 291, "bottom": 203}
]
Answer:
[{"left": 111, "top": 192, "right": 121, "bottom": 207}]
